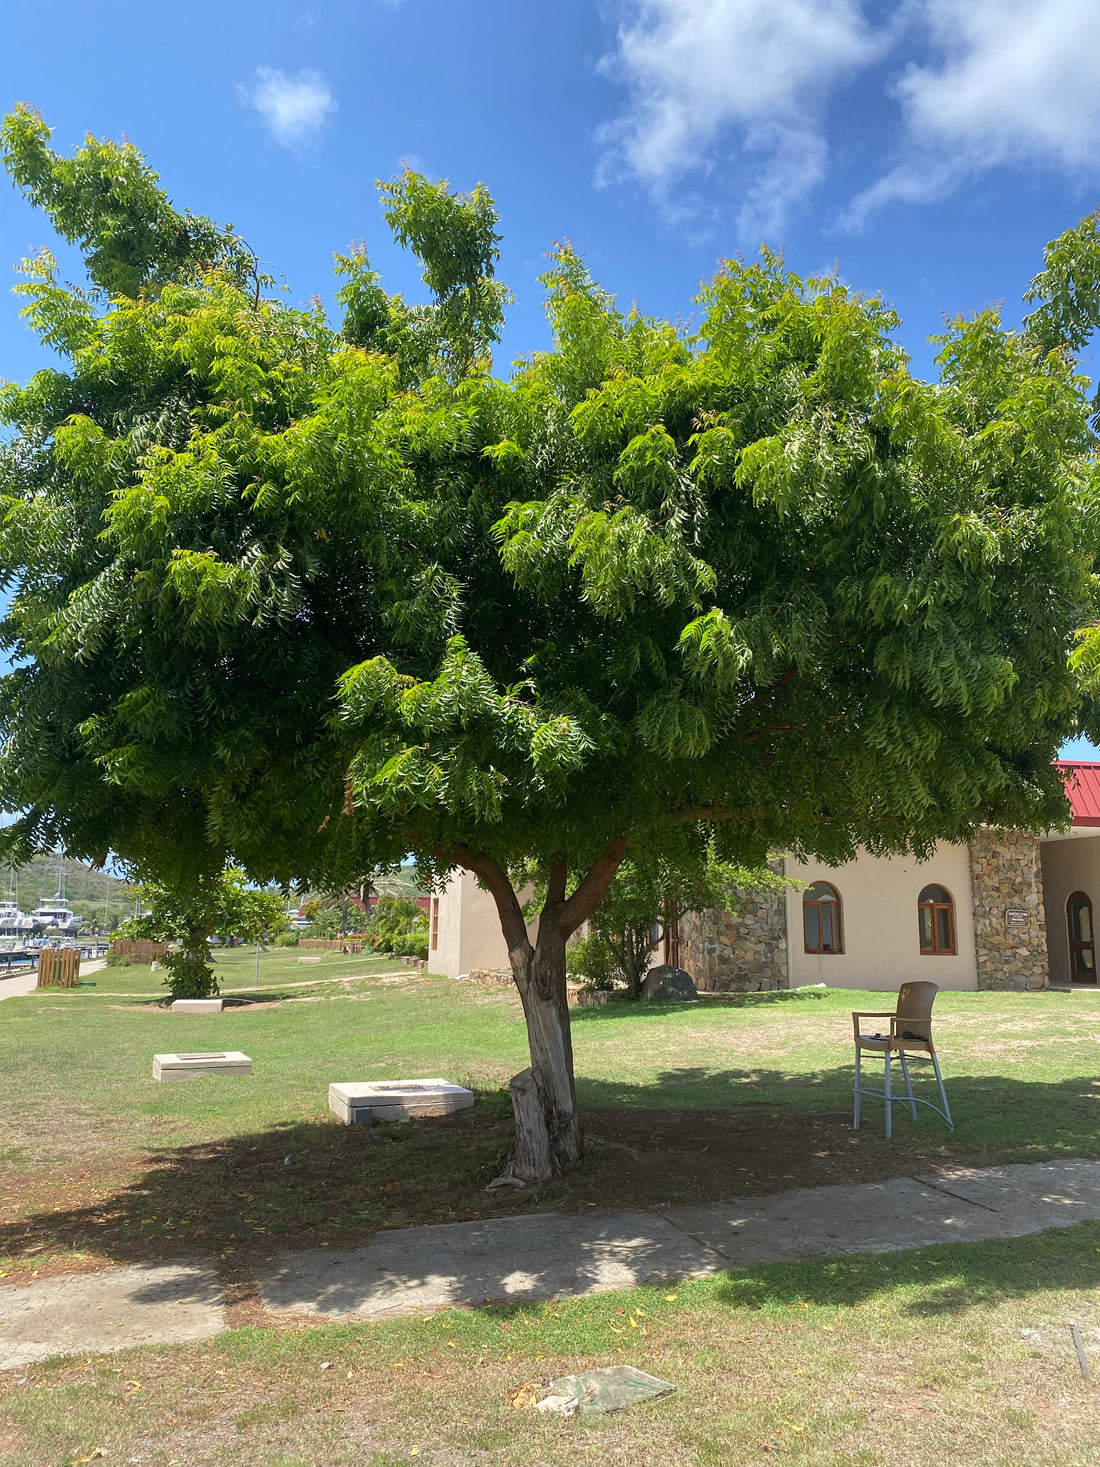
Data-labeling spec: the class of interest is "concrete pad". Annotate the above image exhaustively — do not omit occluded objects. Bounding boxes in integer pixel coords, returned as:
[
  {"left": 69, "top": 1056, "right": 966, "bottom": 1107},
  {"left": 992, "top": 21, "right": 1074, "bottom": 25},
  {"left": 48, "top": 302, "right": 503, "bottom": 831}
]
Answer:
[
  {"left": 915, "top": 1160, "right": 1100, "bottom": 1231},
  {"left": 257, "top": 1210, "right": 723, "bottom": 1321},
  {"left": 0, "top": 1262, "right": 225, "bottom": 1369},
  {"left": 170, "top": 998, "right": 224, "bottom": 1013},
  {"left": 153, "top": 1051, "right": 251, "bottom": 1081},
  {"left": 328, "top": 1078, "right": 473, "bottom": 1124},
  {"left": 660, "top": 1175, "right": 1035, "bottom": 1264}
]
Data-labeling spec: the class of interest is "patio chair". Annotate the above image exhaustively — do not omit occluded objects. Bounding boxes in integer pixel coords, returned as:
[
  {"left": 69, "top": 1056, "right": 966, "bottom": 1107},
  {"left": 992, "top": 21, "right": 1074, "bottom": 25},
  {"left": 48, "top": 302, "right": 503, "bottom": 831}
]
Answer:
[{"left": 852, "top": 981, "right": 953, "bottom": 1138}]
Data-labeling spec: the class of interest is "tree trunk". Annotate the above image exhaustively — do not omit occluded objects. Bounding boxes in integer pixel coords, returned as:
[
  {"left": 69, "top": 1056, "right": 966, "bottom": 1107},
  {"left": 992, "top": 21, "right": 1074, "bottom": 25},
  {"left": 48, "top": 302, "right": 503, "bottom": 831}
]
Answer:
[
  {"left": 453, "top": 837, "right": 627, "bottom": 1186},
  {"left": 507, "top": 923, "right": 581, "bottom": 1178}
]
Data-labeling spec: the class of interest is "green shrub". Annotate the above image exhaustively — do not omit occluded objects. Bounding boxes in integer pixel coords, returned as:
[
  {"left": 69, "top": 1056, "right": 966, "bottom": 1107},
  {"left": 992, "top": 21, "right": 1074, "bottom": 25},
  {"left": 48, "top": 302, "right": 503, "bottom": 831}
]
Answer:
[
  {"left": 271, "top": 932, "right": 300, "bottom": 947},
  {"left": 104, "top": 951, "right": 137, "bottom": 968},
  {"left": 391, "top": 932, "right": 428, "bottom": 959},
  {"left": 566, "top": 934, "right": 617, "bottom": 991}
]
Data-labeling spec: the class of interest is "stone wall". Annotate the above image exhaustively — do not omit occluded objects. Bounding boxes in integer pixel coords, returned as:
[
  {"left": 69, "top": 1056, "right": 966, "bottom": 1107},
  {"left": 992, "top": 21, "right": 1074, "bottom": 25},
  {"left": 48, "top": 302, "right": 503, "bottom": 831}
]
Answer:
[
  {"left": 968, "top": 828, "right": 1048, "bottom": 991},
  {"left": 678, "top": 872, "right": 788, "bottom": 992}
]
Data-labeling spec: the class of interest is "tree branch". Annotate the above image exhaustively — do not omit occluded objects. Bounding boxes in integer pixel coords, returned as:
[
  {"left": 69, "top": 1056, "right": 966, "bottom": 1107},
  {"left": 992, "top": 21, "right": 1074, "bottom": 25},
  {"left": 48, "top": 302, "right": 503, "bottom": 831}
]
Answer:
[
  {"left": 556, "top": 833, "right": 629, "bottom": 938},
  {"left": 546, "top": 853, "right": 568, "bottom": 909}
]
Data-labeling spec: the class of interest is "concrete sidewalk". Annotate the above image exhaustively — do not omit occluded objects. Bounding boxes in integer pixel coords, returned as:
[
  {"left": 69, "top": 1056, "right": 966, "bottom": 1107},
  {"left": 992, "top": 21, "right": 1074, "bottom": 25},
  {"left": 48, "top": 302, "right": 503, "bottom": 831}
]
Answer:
[
  {"left": 0, "top": 956, "right": 107, "bottom": 1002},
  {"left": 3, "top": 1158, "right": 1100, "bottom": 1369},
  {"left": 0, "top": 969, "right": 38, "bottom": 1000}
]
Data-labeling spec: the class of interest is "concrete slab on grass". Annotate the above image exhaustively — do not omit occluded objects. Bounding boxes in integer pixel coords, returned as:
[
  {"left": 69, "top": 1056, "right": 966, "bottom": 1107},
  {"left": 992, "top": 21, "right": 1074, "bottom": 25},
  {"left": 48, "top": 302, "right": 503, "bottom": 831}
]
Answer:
[
  {"left": 170, "top": 998, "right": 224, "bottom": 1013},
  {"left": 258, "top": 1210, "right": 724, "bottom": 1321},
  {"left": 328, "top": 1078, "right": 473, "bottom": 1124},
  {"left": 0, "top": 1262, "right": 225, "bottom": 1369},
  {"left": 153, "top": 1050, "right": 251, "bottom": 1081}
]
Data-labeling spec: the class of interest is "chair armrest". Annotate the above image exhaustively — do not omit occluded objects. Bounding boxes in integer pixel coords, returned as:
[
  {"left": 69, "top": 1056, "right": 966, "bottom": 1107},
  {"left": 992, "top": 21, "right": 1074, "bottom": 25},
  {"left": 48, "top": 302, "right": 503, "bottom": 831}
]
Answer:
[{"left": 852, "top": 1010, "right": 895, "bottom": 1040}]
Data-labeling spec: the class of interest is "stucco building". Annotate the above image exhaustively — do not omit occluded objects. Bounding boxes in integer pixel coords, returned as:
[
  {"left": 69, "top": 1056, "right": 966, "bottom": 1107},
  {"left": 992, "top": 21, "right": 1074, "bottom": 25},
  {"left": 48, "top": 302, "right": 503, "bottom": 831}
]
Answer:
[{"left": 429, "top": 761, "right": 1100, "bottom": 993}]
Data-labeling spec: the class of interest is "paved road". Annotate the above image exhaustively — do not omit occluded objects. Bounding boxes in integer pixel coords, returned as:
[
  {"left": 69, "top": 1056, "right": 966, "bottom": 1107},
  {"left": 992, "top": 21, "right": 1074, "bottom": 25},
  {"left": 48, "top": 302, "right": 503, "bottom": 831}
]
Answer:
[{"left": 3, "top": 1157, "right": 1100, "bottom": 1368}]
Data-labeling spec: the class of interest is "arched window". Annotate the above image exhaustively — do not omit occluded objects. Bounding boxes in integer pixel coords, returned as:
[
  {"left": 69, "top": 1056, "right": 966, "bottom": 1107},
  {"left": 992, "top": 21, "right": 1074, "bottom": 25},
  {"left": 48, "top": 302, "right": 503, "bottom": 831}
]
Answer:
[
  {"left": 803, "top": 882, "right": 843, "bottom": 954},
  {"left": 918, "top": 885, "right": 956, "bottom": 955},
  {"left": 1067, "top": 892, "right": 1096, "bottom": 981}
]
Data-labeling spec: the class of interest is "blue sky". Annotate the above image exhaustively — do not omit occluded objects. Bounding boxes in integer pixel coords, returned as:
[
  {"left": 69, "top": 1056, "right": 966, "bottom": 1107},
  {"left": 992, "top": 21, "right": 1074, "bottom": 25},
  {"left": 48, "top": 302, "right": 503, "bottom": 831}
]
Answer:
[{"left": 3, "top": 0, "right": 1100, "bottom": 756}]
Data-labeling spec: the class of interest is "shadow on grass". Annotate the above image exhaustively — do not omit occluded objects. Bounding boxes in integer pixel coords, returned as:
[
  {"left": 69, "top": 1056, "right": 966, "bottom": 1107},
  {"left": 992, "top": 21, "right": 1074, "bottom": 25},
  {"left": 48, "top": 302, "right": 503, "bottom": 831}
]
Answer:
[
  {"left": 4, "top": 1070, "right": 1100, "bottom": 1278},
  {"left": 713, "top": 1218, "right": 1100, "bottom": 1315},
  {"left": 571, "top": 988, "right": 832, "bottom": 1022}
]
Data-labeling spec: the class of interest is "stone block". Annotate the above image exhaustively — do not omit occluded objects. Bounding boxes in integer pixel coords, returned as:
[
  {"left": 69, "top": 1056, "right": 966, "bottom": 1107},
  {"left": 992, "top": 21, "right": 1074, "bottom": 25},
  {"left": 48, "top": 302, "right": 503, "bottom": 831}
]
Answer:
[
  {"left": 170, "top": 998, "right": 224, "bottom": 1013},
  {"left": 639, "top": 965, "right": 697, "bottom": 1002},
  {"left": 153, "top": 1051, "right": 252, "bottom": 1081},
  {"left": 328, "top": 1078, "right": 474, "bottom": 1124}
]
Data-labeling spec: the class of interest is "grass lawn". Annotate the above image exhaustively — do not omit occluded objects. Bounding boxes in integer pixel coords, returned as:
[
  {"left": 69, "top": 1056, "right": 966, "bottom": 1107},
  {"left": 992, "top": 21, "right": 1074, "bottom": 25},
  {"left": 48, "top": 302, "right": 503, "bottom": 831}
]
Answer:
[
  {"left": 4, "top": 956, "right": 1100, "bottom": 1464},
  {"left": 2, "top": 953, "right": 1100, "bottom": 1281},
  {"left": 3, "top": 1224, "right": 1099, "bottom": 1466}
]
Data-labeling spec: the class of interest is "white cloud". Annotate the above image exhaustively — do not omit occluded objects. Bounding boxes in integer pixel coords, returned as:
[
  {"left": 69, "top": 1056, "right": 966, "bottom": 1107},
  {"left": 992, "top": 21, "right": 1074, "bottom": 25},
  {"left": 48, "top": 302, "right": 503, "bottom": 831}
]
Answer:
[
  {"left": 242, "top": 66, "right": 337, "bottom": 149},
  {"left": 847, "top": 0, "right": 1100, "bottom": 226},
  {"left": 597, "top": 0, "right": 882, "bottom": 237}
]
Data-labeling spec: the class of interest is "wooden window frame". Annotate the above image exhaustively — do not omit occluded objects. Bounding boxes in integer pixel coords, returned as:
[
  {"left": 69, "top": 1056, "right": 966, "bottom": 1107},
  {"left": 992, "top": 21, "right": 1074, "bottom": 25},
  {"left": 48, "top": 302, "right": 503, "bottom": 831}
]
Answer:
[
  {"left": 918, "top": 885, "right": 956, "bottom": 956},
  {"left": 803, "top": 882, "right": 843, "bottom": 955},
  {"left": 1067, "top": 891, "right": 1096, "bottom": 982},
  {"left": 430, "top": 897, "right": 439, "bottom": 952}
]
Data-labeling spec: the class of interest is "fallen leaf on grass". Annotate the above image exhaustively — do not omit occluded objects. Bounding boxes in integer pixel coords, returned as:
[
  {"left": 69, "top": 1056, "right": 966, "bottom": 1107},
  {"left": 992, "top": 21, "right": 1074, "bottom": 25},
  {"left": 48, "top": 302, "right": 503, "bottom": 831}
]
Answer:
[
  {"left": 70, "top": 1452, "right": 104, "bottom": 1465},
  {"left": 506, "top": 1383, "right": 539, "bottom": 1409}
]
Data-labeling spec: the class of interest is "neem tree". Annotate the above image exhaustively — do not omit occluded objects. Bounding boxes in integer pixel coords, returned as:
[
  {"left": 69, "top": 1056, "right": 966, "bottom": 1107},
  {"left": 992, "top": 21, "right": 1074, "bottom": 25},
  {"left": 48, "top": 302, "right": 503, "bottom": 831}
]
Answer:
[{"left": 2, "top": 106, "right": 1099, "bottom": 1181}]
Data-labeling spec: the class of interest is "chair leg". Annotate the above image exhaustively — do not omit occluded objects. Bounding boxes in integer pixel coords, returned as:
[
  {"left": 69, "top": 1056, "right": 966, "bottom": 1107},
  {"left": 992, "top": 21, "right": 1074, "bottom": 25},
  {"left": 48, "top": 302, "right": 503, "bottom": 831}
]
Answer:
[
  {"left": 884, "top": 1049, "right": 893, "bottom": 1139},
  {"left": 931, "top": 1049, "right": 954, "bottom": 1131},
  {"left": 854, "top": 1046, "right": 862, "bottom": 1129},
  {"left": 899, "top": 1051, "right": 917, "bottom": 1122}
]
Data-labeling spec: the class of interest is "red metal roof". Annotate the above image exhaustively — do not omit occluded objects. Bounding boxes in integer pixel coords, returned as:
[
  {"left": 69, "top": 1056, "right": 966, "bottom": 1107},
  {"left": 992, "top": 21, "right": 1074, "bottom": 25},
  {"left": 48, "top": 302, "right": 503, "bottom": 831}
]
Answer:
[{"left": 1056, "top": 761, "right": 1100, "bottom": 826}]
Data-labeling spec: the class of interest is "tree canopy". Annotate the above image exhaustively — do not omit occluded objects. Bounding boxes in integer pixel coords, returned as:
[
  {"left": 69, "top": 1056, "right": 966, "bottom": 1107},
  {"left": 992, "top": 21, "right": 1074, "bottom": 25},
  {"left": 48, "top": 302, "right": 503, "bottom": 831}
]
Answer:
[{"left": 3, "top": 104, "right": 1100, "bottom": 1178}]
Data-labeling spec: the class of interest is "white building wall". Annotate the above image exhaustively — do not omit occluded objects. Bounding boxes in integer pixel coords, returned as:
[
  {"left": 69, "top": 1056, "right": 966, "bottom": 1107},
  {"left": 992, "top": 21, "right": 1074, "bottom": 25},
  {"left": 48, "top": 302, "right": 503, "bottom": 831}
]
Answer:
[
  {"left": 785, "top": 843, "right": 978, "bottom": 992},
  {"left": 429, "top": 868, "right": 537, "bottom": 979},
  {"left": 1040, "top": 830, "right": 1100, "bottom": 984}
]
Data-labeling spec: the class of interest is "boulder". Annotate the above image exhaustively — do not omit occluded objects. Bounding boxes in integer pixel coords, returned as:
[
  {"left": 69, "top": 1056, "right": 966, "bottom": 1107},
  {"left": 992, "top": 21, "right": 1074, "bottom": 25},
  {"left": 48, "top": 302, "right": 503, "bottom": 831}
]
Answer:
[{"left": 639, "top": 965, "right": 697, "bottom": 1002}]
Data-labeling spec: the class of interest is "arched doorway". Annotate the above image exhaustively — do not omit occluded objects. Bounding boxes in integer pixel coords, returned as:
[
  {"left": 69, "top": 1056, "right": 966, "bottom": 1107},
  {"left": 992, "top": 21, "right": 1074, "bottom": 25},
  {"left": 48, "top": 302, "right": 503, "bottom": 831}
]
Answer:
[{"left": 1067, "top": 892, "right": 1097, "bottom": 983}]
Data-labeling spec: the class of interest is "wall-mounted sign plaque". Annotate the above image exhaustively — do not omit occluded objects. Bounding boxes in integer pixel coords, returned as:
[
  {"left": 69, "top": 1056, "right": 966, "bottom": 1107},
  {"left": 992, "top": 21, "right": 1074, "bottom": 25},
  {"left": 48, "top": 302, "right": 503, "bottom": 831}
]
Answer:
[{"left": 1004, "top": 907, "right": 1031, "bottom": 928}]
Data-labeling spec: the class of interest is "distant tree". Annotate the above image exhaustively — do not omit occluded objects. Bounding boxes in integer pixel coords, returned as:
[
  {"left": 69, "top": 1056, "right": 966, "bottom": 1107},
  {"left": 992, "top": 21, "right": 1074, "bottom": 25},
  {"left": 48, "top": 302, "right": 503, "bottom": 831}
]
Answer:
[
  {"left": 371, "top": 894, "right": 428, "bottom": 952},
  {"left": 2, "top": 106, "right": 1100, "bottom": 1182},
  {"left": 114, "top": 867, "right": 288, "bottom": 997},
  {"left": 569, "top": 845, "right": 787, "bottom": 999},
  {"left": 305, "top": 906, "right": 345, "bottom": 941}
]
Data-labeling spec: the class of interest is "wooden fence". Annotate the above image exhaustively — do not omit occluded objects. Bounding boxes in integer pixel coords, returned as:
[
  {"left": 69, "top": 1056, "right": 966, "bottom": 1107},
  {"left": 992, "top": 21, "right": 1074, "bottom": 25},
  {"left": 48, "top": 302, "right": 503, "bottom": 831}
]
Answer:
[
  {"left": 37, "top": 947, "right": 81, "bottom": 988},
  {"left": 111, "top": 939, "right": 169, "bottom": 963},
  {"left": 298, "top": 938, "right": 365, "bottom": 952}
]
